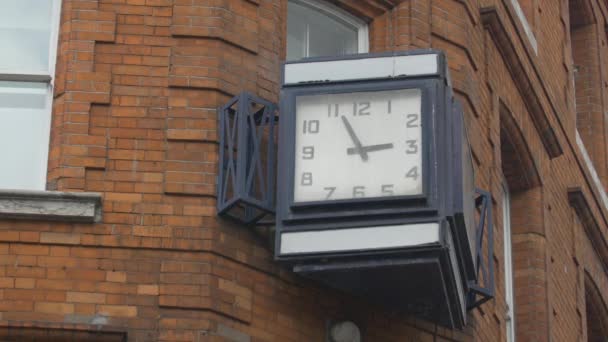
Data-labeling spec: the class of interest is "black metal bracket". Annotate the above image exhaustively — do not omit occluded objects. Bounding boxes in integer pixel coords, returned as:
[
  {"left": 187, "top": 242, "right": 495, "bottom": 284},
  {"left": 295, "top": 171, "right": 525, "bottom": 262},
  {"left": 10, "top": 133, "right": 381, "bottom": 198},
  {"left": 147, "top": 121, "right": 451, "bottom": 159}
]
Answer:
[
  {"left": 467, "top": 188, "right": 495, "bottom": 310},
  {"left": 217, "top": 92, "right": 278, "bottom": 225}
]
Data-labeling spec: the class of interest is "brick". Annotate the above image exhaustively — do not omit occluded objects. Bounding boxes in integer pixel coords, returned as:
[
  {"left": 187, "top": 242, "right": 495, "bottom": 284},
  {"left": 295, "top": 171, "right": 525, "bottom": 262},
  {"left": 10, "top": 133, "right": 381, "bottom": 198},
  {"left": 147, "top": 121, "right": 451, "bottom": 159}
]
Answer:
[
  {"left": 98, "top": 304, "right": 137, "bottom": 317},
  {"left": 66, "top": 291, "right": 107, "bottom": 304},
  {"left": 40, "top": 232, "right": 81, "bottom": 245},
  {"left": 35, "top": 302, "right": 74, "bottom": 314},
  {"left": 15, "top": 278, "right": 35, "bottom": 289},
  {"left": 137, "top": 284, "right": 159, "bottom": 295},
  {"left": 106, "top": 271, "right": 127, "bottom": 283}
]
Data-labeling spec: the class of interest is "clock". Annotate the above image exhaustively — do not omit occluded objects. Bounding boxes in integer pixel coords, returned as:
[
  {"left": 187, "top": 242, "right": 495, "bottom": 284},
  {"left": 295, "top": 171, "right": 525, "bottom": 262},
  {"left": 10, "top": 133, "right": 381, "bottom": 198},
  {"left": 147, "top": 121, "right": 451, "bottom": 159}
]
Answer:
[
  {"left": 293, "top": 88, "right": 423, "bottom": 203},
  {"left": 272, "top": 51, "right": 482, "bottom": 330}
]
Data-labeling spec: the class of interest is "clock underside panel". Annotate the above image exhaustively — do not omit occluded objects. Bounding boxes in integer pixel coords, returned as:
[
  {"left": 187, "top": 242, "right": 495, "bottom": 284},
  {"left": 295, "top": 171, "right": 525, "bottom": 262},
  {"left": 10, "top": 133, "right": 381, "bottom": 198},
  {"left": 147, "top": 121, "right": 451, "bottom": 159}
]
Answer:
[{"left": 293, "top": 253, "right": 465, "bottom": 329}]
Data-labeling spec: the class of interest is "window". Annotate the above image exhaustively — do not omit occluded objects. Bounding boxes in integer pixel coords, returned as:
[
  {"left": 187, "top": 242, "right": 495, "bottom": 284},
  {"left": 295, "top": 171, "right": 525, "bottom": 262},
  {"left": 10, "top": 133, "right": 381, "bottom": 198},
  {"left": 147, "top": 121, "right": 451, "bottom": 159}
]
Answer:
[
  {"left": 287, "top": 0, "right": 368, "bottom": 60},
  {"left": 0, "top": 0, "right": 61, "bottom": 190},
  {"left": 584, "top": 273, "right": 608, "bottom": 342},
  {"left": 502, "top": 180, "right": 515, "bottom": 342}
]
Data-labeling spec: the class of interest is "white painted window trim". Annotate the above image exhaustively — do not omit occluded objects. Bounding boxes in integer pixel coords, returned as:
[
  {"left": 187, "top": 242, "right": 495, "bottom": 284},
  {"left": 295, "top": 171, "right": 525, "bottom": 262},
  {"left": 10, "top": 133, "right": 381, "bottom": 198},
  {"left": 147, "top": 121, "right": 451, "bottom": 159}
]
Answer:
[
  {"left": 576, "top": 131, "right": 608, "bottom": 210},
  {"left": 289, "top": 0, "right": 369, "bottom": 56},
  {"left": 0, "top": 0, "right": 62, "bottom": 191},
  {"left": 510, "top": 0, "right": 538, "bottom": 54},
  {"left": 502, "top": 179, "right": 516, "bottom": 342}
]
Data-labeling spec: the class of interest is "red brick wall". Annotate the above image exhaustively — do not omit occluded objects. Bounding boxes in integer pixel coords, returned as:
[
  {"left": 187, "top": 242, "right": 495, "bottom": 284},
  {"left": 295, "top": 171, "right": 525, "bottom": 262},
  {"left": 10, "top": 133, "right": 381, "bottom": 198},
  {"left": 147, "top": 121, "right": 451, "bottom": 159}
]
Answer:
[{"left": 0, "top": 0, "right": 607, "bottom": 341}]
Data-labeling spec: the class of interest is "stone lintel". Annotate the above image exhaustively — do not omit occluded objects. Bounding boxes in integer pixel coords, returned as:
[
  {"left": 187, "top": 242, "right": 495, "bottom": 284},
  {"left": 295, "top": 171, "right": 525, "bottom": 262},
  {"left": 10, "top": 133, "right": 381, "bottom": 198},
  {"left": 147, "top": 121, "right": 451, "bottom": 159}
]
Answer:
[{"left": 0, "top": 190, "right": 102, "bottom": 223}]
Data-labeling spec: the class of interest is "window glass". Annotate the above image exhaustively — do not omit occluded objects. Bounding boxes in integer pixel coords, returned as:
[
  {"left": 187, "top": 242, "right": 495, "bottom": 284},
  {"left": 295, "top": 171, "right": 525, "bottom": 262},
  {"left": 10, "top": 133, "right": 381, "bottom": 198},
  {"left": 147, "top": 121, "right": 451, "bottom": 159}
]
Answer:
[
  {"left": 0, "top": 0, "right": 54, "bottom": 73},
  {"left": 0, "top": 81, "right": 50, "bottom": 190},
  {"left": 287, "top": 0, "right": 361, "bottom": 60}
]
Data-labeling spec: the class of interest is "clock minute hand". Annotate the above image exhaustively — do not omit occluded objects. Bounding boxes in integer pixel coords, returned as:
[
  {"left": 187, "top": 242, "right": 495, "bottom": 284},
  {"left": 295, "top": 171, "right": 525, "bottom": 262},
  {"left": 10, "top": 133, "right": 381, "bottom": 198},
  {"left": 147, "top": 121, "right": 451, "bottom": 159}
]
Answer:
[
  {"left": 341, "top": 116, "right": 368, "bottom": 161},
  {"left": 347, "top": 143, "right": 394, "bottom": 155}
]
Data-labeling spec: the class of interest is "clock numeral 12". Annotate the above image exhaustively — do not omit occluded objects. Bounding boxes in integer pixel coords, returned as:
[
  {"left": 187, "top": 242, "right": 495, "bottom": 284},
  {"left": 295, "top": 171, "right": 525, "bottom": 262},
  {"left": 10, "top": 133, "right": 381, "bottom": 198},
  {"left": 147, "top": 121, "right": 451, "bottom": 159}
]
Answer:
[
  {"left": 353, "top": 102, "right": 370, "bottom": 116},
  {"left": 302, "top": 120, "right": 319, "bottom": 134}
]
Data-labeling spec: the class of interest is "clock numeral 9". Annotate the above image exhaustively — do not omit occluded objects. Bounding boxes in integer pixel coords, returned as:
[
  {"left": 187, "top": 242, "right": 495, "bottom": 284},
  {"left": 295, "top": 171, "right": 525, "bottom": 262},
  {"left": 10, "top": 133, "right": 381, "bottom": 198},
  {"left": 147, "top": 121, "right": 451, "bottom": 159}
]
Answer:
[
  {"left": 406, "top": 113, "right": 419, "bottom": 128},
  {"left": 353, "top": 186, "right": 365, "bottom": 198},
  {"left": 406, "top": 166, "right": 419, "bottom": 180},
  {"left": 406, "top": 140, "right": 418, "bottom": 154},
  {"left": 301, "top": 172, "right": 313, "bottom": 186},
  {"left": 302, "top": 120, "right": 319, "bottom": 134},
  {"left": 302, "top": 146, "right": 315, "bottom": 160}
]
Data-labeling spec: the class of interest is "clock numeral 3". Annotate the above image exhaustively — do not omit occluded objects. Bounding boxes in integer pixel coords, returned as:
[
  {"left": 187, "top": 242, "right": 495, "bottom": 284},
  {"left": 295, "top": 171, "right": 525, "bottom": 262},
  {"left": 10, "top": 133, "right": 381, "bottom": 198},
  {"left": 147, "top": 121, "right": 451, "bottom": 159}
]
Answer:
[
  {"left": 301, "top": 172, "right": 313, "bottom": 186},
  {"left": 406, "top": 166, "right": 419, "bottom": 180},
  {"left": 406, "top": 113, "right": 419, "bottom": 128},
  {"left": 324, "top": 187, "right": 336, "bottom": 199},
  {"left": 302, "top": 120, "right": 319, "bottom": 134},
  {"left": 302, "top": 146, "right": 315, "bottom": 160},
  {"left": 353, "top": 186, "right": 365, "bottom": 198},
  {"left": 406, "top": 140, "right": 418, "bottom": 154}
]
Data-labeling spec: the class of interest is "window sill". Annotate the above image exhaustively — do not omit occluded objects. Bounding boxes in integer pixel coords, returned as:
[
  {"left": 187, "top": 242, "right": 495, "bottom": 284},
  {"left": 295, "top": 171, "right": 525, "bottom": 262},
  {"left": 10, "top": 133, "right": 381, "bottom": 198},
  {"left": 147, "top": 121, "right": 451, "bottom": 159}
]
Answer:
[{"left": 0, "top": 190, "right": 102, "bottom": 223}]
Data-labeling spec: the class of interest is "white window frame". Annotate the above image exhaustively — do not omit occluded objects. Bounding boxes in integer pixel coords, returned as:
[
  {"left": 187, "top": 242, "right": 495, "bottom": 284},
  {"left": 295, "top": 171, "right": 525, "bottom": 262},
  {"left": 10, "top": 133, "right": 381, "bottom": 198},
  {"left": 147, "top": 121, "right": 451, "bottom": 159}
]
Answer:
[
  {"left": 511, "top": 0, "right": 538, "bottom": 53},
  {"left": 288, "top": 0, "right": 369, "bottom": 58},
  {"left": 502, "top": 179, "right": 516, "bottom": 342},
  {"left": 0, "top": 0, "right": 62, "bottom": 191}
]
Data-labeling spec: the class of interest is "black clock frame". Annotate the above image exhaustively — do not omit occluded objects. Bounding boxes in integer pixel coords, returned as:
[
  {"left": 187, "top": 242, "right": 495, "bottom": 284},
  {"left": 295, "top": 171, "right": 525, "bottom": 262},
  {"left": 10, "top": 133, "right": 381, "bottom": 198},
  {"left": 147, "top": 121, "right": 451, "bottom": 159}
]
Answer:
[{"left": 282, "top": 80, "right": 437, "bottom": 210}]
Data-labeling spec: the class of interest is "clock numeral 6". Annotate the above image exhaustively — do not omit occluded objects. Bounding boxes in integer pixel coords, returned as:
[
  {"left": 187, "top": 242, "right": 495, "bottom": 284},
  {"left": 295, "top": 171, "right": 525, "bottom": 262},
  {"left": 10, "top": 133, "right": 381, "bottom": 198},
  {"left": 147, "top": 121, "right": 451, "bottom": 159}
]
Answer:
[
  {"left": 406, "top": 166, "right": 419, "bottom": 180},
  {"left": 406, "top": 113, "right": 419, "bottom": 128},
  {"left": 302, "top": 146, "right": 315, "bottom": 160},
  {"left": 302, "top": 120, "right": 319, "bottom": 134},
  {"left": 406, "top": 140, "right": 418, "bottom": 154},
  {"left": 301, "top": 172, "right": 313, "bottom": 186},
  {"left": 353, "top": 186, "right": 365, "bottom": 198}
]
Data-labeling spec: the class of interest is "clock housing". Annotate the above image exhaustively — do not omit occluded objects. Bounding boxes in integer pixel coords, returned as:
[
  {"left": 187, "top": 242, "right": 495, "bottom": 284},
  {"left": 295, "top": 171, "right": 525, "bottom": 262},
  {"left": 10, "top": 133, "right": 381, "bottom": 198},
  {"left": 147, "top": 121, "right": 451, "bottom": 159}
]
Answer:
[{"left": 273, "top": 50, "right": 482, "bottom": 329}]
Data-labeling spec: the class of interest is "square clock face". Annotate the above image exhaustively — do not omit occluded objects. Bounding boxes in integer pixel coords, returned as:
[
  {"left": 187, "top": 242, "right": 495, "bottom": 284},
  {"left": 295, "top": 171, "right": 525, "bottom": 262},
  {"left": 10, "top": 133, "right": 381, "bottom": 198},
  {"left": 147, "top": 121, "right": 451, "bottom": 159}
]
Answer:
[{"left": 293, "top": 88, "right": 423, "bottom": 203}]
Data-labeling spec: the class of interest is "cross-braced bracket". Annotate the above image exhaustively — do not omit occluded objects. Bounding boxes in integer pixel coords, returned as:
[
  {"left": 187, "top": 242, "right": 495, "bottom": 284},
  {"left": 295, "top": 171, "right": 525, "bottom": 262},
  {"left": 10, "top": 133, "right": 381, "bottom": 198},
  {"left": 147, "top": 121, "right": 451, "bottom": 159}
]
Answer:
[
  {"left": 467, "top": 188, "right": 495, "bottom": 310},
  {"left": 217, "top": 92, "right": 278, "bottom": 225}
]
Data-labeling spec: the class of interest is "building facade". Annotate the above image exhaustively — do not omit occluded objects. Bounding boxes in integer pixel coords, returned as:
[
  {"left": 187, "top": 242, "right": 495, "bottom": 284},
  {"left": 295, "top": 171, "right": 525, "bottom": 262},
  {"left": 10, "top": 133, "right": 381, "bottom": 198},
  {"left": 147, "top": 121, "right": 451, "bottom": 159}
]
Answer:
[{"left": 0, "top": 0, "right": 607, "bottom": 341}]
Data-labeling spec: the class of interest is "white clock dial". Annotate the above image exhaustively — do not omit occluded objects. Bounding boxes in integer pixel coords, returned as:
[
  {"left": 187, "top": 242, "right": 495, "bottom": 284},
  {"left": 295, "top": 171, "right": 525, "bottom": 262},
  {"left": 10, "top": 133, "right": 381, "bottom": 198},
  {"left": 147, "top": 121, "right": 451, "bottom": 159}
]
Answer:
[{"left": 293, "top": 88, "right": 423, "bottom": 203}]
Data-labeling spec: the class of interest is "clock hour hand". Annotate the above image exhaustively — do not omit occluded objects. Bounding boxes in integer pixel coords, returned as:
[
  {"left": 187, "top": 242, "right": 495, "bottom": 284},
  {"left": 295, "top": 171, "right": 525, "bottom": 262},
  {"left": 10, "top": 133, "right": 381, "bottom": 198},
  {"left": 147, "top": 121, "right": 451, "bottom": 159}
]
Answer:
[
  {"left": 341, "top": 115, "right": 368, "bottom": 161},
  {"left": 347, "top": 143, "right": 394, "bottom": 155}
]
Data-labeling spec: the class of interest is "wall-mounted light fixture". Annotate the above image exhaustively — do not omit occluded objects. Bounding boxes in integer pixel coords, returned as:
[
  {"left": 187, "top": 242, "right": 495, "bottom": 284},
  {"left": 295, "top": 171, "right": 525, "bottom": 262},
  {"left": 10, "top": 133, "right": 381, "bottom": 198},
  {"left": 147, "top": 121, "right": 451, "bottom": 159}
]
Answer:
[{"left": 217, "top": 92, "right": 277, "bottom": 225}]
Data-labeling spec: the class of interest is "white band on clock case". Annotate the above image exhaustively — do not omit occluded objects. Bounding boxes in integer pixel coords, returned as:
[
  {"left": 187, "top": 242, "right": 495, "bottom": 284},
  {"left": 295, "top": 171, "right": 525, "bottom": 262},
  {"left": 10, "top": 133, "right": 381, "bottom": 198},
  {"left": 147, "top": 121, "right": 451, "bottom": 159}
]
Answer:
[
  {"left": 279, "top": 222, "right": 440, "bottom": 255},
  {"left": 284, "top": 54, "right": 439, "bottom": 85}
]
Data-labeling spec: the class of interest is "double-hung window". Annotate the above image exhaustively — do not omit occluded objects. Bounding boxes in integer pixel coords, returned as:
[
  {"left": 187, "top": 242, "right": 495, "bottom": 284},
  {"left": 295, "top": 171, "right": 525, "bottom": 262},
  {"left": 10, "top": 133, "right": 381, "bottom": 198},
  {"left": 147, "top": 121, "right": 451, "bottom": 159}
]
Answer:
[
  {"left": 0, "top": 0, "right": 61, "bottom": 190},
  {"left": 287, "top": 0, "right": 368, "bottom": 60}
]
